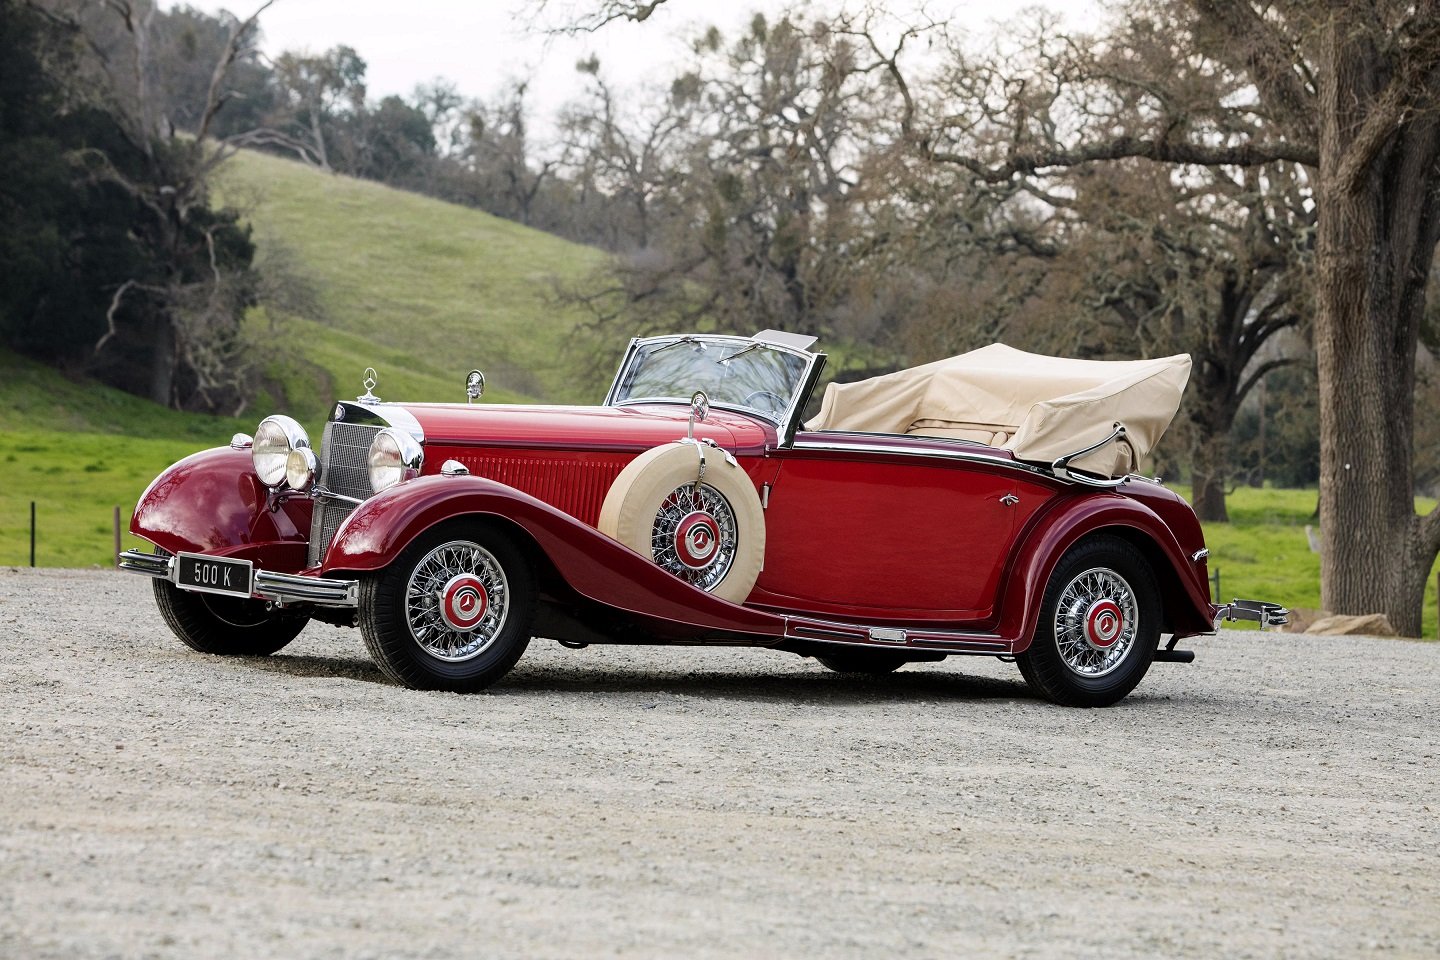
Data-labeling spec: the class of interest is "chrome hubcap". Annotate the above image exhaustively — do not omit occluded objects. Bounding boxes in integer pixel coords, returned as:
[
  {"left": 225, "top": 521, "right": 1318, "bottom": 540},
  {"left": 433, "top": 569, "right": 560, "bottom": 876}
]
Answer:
[
  {"left": 405, "top": 540, "right": 509, "bottom": 662},
  {"left": 650, "top": 483, "right": 737, "bottom": 591},
  {"left": 1054, "top": 567, "right": 1138, "bottom": 677}
]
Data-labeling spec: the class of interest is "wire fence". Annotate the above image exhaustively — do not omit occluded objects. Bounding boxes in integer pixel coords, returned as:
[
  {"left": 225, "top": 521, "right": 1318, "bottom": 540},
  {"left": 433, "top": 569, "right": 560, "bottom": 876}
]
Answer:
[{"left": 22, "top": 501, "right": 125, "bottom": 568}]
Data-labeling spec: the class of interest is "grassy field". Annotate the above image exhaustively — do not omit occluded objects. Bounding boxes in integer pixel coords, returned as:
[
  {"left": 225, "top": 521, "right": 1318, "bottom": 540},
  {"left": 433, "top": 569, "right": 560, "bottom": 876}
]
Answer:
[
  {"left": 1202, "top": 486, "right": 1439, "bottom": 640},
  {"left": 217, "top": 150, "right": 615, "bottom": 412},
  {"left": 0, "top": 349, "right": 254, "bottom": 566}
]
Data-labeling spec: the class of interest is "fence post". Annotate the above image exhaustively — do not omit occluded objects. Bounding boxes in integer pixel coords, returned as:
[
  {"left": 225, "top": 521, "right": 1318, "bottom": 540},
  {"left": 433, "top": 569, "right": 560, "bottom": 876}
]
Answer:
[
  {"left": 113, "top": 506, "right": 122, "bottom": 564},
  {"left": 29, "top": 501, "right": 36, "bottom": 568}
]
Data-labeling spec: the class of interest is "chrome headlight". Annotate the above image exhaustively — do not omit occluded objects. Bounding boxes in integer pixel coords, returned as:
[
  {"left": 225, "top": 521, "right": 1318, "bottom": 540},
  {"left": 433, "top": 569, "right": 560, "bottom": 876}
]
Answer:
[
  {"left": 285, "top": 447, "right": 318, "bottom": 492},
  {"left": 252, "top": 415, "right": 309, "bottom": 488},
  {"left": 367, "top": 427, "right": 423, "bottom": 493}
]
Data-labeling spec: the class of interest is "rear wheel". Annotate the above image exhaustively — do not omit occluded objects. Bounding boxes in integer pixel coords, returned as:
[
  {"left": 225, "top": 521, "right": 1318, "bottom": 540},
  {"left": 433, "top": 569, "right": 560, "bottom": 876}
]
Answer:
[
  {"left": 153, "top": 580, "right": 308, "bottom": 656},
  {"left": 1016, "top": 536, "right": 1159, "bottom": 707},
  {"left": 359, "top": 521, "right": 536, "bottom": 692}
]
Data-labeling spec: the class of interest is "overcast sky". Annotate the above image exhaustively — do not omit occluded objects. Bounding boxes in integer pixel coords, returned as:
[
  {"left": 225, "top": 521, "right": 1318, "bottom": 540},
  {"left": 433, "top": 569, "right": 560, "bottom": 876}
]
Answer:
[{"left": 193, "top": 0, "right": 1104, "bottom": 136}]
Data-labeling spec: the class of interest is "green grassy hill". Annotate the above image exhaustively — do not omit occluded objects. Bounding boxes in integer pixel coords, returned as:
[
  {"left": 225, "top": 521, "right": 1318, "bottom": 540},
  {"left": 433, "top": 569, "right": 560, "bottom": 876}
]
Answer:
[
  {"left": 4, "top": 150, "right": 611, "bottom": 566},
  {"left": 217, "top": 149, "right": 612, "bottom": 412}
]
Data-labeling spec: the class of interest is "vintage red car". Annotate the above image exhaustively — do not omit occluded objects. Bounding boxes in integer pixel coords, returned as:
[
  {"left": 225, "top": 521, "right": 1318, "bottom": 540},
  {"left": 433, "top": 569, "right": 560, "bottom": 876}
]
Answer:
[{"left": 119, "top": 331, "right": 1284, "bottom": 706}]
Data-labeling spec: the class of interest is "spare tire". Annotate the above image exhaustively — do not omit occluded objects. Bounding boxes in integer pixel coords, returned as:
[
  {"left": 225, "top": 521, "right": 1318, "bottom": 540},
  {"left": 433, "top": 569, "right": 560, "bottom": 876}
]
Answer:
[{"left": 598, "top": 442, "right": 765, "bottom": 604}]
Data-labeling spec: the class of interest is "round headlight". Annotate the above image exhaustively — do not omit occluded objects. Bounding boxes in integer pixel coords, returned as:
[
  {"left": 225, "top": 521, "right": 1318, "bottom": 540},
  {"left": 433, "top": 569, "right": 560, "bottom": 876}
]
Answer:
[
  {"left": 286, "top": 447, "right": 318, "bottom": 492},
  {"left": 252, "top": 415, "right": 309, "bottom": 488},
  {"left": 367, "top": 427, "right": 423, "bottom": 493}
]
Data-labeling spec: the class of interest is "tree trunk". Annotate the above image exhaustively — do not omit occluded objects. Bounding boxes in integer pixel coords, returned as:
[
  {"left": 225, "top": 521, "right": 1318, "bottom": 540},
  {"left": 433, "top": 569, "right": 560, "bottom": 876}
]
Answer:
[
  {"left": 1313, "top": 22, "right": 1440, "bottom": 638},
  {"left": 148, "top": 314, "right": 176, "bottom": 407},
  {"left": 1190, "top": 448, "right": 1229, "bottom": 522}
]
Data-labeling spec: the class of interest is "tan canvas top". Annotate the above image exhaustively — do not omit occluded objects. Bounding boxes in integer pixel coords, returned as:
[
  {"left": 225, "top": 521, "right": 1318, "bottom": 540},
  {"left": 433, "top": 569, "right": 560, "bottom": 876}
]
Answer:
[{"left": 805, "top": 344, "right": 1192, "bottom": 478}]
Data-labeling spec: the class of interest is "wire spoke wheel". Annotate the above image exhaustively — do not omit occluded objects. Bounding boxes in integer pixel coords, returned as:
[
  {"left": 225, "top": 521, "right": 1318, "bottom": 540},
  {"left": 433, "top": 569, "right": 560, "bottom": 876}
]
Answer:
[
  {"left": 1052, "top": 567, "right": 1139, "bottom": 678},
  {"left": 1016, "top": 536, "right": 1159, "bottom": 707},
  {"left": 648, "top": 482, "right": 738, "bottom": 593},
  {"left": 360, "top": 522, "right": 535, "bottom": 692},
  {"left": 404, "top": 539, "right": 510, "bottom": 663}
]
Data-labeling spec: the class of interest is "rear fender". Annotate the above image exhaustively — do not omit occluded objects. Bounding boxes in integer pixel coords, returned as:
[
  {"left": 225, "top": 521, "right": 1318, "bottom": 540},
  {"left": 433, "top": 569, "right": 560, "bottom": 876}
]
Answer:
[
  {"left": 324, "top": 474, "right": 787, "bottom": 638},
  {"left": 999, "top": 494, "right": 1214, "bottom": 651},
  {"left": 130, "top": 446, "right": 311, "bottom": 571}
]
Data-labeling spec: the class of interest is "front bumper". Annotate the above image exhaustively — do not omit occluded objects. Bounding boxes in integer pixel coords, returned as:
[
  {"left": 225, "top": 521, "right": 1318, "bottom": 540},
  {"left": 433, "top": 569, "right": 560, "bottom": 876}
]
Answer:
[
  {"left": 1214, "top": 599, "right": 1289, "bottom": 630},
  {"left": 117, "top": 550, "right": 359, "bottom": 608}
]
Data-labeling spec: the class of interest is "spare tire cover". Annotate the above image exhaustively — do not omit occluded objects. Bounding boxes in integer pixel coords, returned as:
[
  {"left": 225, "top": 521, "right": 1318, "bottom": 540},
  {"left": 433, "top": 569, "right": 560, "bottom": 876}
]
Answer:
[{"left": 597, "top": 442, "right": 765, "bottom": 604}]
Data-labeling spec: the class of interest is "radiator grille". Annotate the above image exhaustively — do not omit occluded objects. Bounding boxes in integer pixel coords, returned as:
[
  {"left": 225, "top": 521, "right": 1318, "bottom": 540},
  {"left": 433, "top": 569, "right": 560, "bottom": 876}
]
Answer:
[{"left": 307, "top": 421, "right": 381, "bottom": 568}]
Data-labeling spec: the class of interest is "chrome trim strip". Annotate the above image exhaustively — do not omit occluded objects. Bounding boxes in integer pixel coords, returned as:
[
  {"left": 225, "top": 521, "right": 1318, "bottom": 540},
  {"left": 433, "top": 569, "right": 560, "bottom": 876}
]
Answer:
[
  {"left": 789, "top": 436, "right": 1056, "bottom": 479},
  {"left": 118, "top": 550, "right": 358, "bottom": 607},
  {"left": 783, "top": 614, "right": 1011, "bottom": 653}
]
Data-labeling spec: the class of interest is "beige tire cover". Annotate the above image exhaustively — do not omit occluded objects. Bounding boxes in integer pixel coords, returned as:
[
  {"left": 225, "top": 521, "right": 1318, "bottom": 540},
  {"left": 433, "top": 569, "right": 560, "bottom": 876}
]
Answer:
[{"left": 597, "top": 442, "right": 765, "bottom": 604}]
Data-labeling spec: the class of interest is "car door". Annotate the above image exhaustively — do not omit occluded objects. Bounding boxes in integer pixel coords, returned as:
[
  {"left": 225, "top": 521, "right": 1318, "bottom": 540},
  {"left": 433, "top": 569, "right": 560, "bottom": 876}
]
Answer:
[{"left": 751, "top": 435, "right": 1022, "bottom": 623}]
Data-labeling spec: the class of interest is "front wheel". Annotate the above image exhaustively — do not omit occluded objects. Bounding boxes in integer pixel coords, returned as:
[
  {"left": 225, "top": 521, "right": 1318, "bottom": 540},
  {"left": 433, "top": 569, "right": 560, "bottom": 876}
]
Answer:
[
  {"left": 1016, "top": 536, "right": 1159, "bottom": 707},
  {"left": 359, "top": 521, "right": 536, "bottom": 692},
  {"left": 153, "top": 580, "right": 308, "bottom": 656}
]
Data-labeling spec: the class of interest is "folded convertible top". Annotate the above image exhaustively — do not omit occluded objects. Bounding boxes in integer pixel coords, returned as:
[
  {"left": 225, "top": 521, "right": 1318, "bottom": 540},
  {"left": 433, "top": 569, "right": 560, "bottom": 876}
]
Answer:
[{"left": 805, "top": 343, "right": 1192, "bottom": 478}]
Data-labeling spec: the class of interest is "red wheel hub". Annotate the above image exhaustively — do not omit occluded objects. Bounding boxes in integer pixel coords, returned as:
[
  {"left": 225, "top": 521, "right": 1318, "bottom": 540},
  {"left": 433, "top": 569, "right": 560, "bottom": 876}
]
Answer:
[
  {"left": 674, "top": 511, "right": 721, "bottom": 569},
  {"left": 439, "top": 574, "right": 489, "bottom": 631},
  {"left": 1084, "top": 599, "right": 1124, "bottom": 649}
]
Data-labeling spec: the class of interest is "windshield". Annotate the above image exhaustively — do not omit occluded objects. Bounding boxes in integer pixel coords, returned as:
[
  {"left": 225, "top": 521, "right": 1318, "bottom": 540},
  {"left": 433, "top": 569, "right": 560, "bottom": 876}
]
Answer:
[{"left": 610, "top": 336, "right": 811, "bottom": 421}]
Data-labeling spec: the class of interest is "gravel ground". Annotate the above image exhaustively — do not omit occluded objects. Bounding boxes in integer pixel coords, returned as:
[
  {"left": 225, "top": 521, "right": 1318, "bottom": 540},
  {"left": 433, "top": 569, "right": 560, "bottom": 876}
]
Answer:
[{"left": 1, "top": 567, "right": 1437, "bottom": 959}]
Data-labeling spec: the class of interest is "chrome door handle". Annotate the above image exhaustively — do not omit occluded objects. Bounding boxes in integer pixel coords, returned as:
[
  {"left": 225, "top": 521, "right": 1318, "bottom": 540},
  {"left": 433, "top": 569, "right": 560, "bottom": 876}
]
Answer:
[{"left": 1000, "top": 494, "right": 1020, "bottom": 507}]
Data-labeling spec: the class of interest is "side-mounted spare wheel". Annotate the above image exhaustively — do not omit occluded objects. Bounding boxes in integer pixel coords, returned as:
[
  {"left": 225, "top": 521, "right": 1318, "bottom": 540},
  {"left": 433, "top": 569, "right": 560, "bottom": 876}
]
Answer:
[
  {"left": 358, "top": 520, "right": 536, "bottom": 692},
  {"left": 153, "top": 580, "right": 308, "bottom": 656},
  {"left": 1016, "top": 534, "right": 1160, "bottom": 707},
  {"left": 598, "top": 442, "right": 765, "bottom": 604}
]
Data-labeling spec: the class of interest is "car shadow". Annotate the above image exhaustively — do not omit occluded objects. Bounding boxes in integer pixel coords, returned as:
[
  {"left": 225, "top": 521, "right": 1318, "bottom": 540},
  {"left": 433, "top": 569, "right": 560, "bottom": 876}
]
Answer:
[
  {"left": 495, "top": 665, "right": 1036, "bottom": 706},
  {"left": 240, "top": 652, "right": 391, "bottom": 685},
  {"left": 234, "top": 645, "right": 1038, "bottom": 704}
]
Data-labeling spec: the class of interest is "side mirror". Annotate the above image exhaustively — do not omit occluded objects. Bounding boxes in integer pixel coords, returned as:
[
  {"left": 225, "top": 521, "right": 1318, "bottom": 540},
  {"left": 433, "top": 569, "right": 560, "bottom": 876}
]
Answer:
[{"left": 465, "top": 369, "right": 485, "bottom": 403}]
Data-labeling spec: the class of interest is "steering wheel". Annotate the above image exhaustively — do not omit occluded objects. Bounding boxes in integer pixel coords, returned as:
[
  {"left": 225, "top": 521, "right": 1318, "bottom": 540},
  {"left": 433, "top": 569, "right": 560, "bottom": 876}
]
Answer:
[{"left": 742, "top": 391, "right": 787, "bottom": 415}]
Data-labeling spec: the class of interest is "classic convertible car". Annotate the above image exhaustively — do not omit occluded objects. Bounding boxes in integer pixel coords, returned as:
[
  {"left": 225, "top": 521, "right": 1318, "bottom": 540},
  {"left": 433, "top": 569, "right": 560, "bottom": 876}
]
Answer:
[{"left": 118, "top": 331, "right": 1285, "bottom": 706}]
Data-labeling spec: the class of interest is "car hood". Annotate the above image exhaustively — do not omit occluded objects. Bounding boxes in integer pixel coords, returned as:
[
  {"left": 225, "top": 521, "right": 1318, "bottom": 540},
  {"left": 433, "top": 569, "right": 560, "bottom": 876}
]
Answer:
[{"left": 395, "top": 402, "right": 776, "bottom": 456}]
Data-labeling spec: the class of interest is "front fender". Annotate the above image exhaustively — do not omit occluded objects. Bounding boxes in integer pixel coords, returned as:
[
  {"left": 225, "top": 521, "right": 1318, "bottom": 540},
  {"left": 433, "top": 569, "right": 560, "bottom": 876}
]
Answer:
[
  {"left": 130, "top": 446, "right": 312, "bottom": 571},
  {"left": 324, "top": 475, "right": 787, "bottom": 638},
  {"left": 998, "top": 492, "right": 1214, "bottom": 651}
]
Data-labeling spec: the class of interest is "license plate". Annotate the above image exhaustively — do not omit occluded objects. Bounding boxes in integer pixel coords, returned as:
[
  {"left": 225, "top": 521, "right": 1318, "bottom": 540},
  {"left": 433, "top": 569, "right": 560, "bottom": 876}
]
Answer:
[{"left": 175, "top": 553, "right": 254, "bottom": 598}]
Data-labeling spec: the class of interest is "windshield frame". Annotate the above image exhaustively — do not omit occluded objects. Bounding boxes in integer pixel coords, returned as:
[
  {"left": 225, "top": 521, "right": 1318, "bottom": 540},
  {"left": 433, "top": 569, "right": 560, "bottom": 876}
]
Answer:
[{"left": 603, "top": 334, "right": 826, "bottom": 444}]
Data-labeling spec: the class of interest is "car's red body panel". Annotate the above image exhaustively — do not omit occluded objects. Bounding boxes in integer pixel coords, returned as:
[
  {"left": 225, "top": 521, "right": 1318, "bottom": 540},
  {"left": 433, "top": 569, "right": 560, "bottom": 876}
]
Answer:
[{"left": 129, "top": 446, "right": 312, "bottom": 573}]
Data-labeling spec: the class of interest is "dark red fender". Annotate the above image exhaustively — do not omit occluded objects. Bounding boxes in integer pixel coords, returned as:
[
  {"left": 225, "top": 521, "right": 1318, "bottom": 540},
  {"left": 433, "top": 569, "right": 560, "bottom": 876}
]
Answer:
[
  {"left": 995, "top": 487, "right": 1215, "bottom": 652},
  {"left": 323, "top": 475, "right": 789, "bottom": 640},
  {"left": 129, "top": 446, "right": 312, "bottom": 572}
]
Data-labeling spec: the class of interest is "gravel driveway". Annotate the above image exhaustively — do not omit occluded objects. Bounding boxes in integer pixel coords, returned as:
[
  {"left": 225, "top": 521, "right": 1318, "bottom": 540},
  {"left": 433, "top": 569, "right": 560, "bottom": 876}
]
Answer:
[{"left": 1, "top": 568, "right": 1436, "bottom": 959}]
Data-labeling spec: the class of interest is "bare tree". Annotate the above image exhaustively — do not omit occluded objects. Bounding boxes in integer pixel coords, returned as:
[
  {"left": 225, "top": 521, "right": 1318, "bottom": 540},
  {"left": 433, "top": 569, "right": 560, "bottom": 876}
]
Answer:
[
  {"left": 37, "top": 0, "right": 281, "bottom": 410},
  {"left": 899, "top": 0, "right": 1440, "bottom": 634}
]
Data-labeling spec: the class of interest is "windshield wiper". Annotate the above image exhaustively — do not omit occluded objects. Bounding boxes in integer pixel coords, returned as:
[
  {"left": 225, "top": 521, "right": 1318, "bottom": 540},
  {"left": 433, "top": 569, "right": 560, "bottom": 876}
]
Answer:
[
  {"left": 717, "top": 343, "right": 762, "bottom": 364},
  {"left": 646, "top": 336, "right": 700, "bottom": 357}
]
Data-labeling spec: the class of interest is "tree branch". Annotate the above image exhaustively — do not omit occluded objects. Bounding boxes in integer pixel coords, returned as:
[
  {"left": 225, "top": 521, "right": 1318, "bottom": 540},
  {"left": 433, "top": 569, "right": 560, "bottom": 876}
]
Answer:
[
  {"left": 929, "top": 135, "right": 1318, "bottom": 182},
  {"left": 1335, "top": 25, "right": 1440, "bottom": 193}
]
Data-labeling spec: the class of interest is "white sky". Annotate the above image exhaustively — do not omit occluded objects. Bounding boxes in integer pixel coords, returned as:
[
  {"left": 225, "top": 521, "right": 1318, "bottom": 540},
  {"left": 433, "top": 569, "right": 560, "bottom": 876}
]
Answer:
[{"left": 196, "top": 0, "right": 1104, "bottom": 139}]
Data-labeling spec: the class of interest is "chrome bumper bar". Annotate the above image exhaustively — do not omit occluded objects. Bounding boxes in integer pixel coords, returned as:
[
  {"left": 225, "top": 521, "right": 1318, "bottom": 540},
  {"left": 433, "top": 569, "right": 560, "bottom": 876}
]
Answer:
[
  {"left": 1214, "top": 599, "right": 1289, "bottom": 629},
  {"left": 117, "top": 550, "right": 359, "bottom": 608}
]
